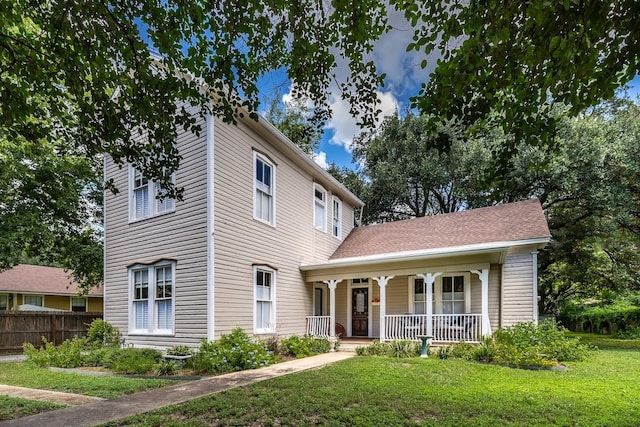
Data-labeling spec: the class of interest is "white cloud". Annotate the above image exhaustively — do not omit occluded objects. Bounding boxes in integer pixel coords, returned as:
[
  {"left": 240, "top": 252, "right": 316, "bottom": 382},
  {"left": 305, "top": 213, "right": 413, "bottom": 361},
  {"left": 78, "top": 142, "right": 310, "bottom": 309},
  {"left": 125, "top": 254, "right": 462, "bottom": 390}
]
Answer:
[
  {"left": 325, "top": 90, "right": 398, "bottom": 151},
  {"left": 313, "top": 151, "right": 328, "bottom": 169},
  {"left": 278, "top": 6, "right": 442, "bottom": 157}
]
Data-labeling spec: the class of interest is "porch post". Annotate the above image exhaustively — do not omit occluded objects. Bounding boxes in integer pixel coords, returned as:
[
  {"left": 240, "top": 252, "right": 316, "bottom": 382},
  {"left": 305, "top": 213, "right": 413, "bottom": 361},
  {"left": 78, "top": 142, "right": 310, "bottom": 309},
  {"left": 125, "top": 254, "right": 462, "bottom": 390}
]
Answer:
[
  {"left": 418, "top": 272, "right": 441, "bottom": 337},
  {"left": 472, "top": 269, "right": 491, "bottom": 335},
  {"left": 323, "top": 279, "right": 341, "bottom": 342},
  {"left": 373, "top": 276, "right": 394, "bottom": 342}
]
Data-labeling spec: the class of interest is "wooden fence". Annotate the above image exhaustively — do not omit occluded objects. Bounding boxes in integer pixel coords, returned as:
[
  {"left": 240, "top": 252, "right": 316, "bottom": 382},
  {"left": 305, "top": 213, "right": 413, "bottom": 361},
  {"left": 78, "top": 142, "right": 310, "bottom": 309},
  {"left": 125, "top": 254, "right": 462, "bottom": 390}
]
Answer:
[{"left": 0, "top": 311, "right": 103, "bottom": 353}]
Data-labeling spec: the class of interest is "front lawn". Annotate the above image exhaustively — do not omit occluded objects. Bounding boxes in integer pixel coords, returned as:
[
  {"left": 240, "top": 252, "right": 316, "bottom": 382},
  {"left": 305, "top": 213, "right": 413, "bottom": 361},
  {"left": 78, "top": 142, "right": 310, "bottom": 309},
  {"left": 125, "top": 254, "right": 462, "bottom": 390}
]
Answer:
[
  {"left": 0, "top": 362, "right": 175, "bottom": 399},
  {"left": 0, "top": 395, "right": 64, "bottom": 421},
  {"left": 103, "top": 348, "right": 640, "bottom": 426}
]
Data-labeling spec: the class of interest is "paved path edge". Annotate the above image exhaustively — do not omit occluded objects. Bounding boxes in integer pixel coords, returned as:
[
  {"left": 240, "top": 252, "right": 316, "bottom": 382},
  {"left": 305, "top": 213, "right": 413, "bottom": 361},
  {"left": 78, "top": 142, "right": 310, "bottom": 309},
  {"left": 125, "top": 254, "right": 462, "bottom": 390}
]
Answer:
[{"left": 0, "top": 352, "right": 355, "bottom": 427}]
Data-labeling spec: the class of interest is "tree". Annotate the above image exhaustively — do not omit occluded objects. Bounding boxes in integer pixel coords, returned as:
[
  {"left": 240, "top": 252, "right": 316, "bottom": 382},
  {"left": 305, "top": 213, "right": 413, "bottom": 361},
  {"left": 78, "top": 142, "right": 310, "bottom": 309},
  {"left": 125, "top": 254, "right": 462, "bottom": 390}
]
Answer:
[
  {"left": 263, "top": 94, "right": 321, "bottom": 156},
  {"left": 395, "top": 0, "right": 640, "bottom": 154},
  {"left": 0, "top": 137, "right": 103, "bottom": 291},
  {"left": 345, "top": 101, "right": 640, "bottom": 313},
  {"left": 0, "top": 0, "right": 388, "bottom": 282},
  {"left": 351, "top": 112, "right": 491, "bottom": 223}
]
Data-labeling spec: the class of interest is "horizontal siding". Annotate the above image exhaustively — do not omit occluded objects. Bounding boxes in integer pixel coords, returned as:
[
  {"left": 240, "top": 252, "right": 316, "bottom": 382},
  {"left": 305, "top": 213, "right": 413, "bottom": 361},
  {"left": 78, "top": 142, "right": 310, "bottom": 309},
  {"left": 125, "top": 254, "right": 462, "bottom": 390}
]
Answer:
[
  {"left": 213, "top": 117, "right": 357, "bottom": 338},
  {"left": 104, "top": 107, "right": 209, "bottom": 349},
  {"left": 502, "top": 253, "right": 535, "bottom": 327}
]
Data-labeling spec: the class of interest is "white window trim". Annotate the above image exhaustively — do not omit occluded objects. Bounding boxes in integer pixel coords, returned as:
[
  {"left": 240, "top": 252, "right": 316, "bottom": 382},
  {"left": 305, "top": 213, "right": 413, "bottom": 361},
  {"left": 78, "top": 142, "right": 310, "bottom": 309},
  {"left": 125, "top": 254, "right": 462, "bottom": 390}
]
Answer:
[
  {"left": 253, "top": 265, "right": 276, "bottom": 334},
  {"left": 23, "top": 294, "right": 44, "bottom": 307},
  {"left": 70, "top": 297, "right": 87, "bottom": 312},
  {"left": 128, "top": 261, "right": 176, "bottom": 335},
  {"left": 332, "top": 196, "right": 342, "bottom": 239},
  {"left": 313, "top": 183, "right": 327, "bottom": 232},
  {"left": 253, "top": 152, "right": 276, "bottom": 227},
  {"left": 408, "top": 273, "right": 471, "bottom": 314},
  {"left": 128, "top": 165, "right": 176, "bottom": 223}
]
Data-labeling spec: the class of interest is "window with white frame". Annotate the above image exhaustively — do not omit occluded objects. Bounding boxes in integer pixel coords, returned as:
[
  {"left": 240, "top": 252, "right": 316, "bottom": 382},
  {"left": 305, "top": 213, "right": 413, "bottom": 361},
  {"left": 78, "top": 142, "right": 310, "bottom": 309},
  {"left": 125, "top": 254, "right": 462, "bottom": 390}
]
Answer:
[
  {"left": 130, "top": 262, "right": 175, "bottom": 334},
  {"left": 0, "top": 294, "right": 8, "bottom": 310},
  {"left": 155, "top": 265, "right": 173, "bottom": 331},
  {"left": 332, "top": 197, "right": 342, "bottom": 239},
  {"left": 254, "top": 153, "right": 275, "bottom": 225},
  {"left": 412, "top": 277, "right": 434, "bottom": 314},
  {"left": 254, "top": 266, "right": 275, "bottom": 333},
  {"left": 314, "top": 184, "right": 327, "bottom": 231},
  {"left": 71, "top": 297, "right": 87, "bottom": 312},
  {"left": 411, "top": 274, "right": 470, "bottom": 314},
  {"left": 23, "top": 295, "right": 43, "bottom": 307},
  {"left": 132, "top": 269, "right": 149, "bottom": 330},
  {"left": 130, "top": 166, "right": 175, "bottom": 221},
  {"left": 441, "top": 275, "right": 465, "bottom": 314}
]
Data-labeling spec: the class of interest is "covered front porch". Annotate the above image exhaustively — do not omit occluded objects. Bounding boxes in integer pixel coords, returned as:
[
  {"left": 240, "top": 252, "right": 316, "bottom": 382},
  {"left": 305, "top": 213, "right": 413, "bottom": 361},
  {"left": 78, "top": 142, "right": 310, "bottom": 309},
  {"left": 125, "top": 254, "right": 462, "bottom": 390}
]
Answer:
[{"left": 302, "top": 261, "right": 497, "bottom": 343}]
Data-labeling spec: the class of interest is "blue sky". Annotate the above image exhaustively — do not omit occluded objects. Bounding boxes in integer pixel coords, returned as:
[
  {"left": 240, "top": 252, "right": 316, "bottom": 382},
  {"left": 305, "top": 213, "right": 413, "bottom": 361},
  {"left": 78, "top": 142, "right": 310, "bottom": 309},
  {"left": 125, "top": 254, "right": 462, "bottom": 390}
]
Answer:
[{"left": 307, "top": 74, "right": 640, "bottom": 170}]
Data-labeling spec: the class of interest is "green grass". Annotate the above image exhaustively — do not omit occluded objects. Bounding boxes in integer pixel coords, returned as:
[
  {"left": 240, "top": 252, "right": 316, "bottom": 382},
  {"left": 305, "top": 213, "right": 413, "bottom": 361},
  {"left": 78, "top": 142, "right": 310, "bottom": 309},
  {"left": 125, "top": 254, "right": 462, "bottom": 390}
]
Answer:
[
  {"left": 0, "top": 395, "right": 65, "bottom": 421},
  {"left": 102, "top": 348, "right": 640, "bottom": 427},
  {"left": 566, "top": 331, "right": 640, "bottom": 350},
  {"left": 0, "top": 362, "right": 175, "bottom": 399}
]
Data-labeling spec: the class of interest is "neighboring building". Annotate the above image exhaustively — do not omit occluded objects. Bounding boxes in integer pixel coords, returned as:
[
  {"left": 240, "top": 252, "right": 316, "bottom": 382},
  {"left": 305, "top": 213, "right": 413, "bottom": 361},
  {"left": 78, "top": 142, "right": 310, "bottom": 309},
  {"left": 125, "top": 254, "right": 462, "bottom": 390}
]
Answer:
[
  {"left": 0, "top": 264, "right": 103, "bottom": 312},
  {"left": 104, "top": 106, "right": 551, "bottom": 349}
]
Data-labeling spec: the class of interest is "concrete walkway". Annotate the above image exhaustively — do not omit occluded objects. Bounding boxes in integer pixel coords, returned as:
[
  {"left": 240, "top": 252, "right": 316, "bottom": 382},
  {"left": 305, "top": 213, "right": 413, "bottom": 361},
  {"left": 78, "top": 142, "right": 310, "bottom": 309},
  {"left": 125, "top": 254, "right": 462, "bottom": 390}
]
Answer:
[{"left": 0, "top": 352, "right": 355, "bottom": 427}]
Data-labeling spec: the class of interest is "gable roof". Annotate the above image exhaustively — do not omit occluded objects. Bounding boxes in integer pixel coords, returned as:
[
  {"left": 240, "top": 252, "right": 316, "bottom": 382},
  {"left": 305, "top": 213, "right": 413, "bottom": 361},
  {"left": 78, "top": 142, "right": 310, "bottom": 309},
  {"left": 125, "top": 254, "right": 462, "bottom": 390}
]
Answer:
[
  {"left": 0, "top": 265, "right": 103, "bottom": 296},
  {"left": 330, "top": 199, "right": 550, "bottom": 261}
]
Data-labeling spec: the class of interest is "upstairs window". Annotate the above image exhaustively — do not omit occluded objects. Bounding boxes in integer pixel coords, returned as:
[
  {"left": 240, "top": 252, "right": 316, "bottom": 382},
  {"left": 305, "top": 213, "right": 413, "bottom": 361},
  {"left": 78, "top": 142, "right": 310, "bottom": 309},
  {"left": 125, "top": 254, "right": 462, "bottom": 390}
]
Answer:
[
  {"left": 129, "top": 166, "right": 175, "bottom": 221},
  {"left": 332, "top": 197, "right": 342, "bottom": 239},
  {"left": 254, "top": 153, "right": 275, "bottom": 225},
  {"left": 314, "top": 184, "right": 327, "bottom": 231}
]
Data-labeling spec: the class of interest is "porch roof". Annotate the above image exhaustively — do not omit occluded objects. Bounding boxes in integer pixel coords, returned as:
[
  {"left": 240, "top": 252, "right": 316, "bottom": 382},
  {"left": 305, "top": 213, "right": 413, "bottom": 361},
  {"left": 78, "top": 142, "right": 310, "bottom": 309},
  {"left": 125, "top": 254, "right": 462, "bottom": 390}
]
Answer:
[
  {"left": 330, "top": 199, "right": 549, "bottom": 260},
  {"left": 300, "top": 199, "right": 550, "bottom": 278}
]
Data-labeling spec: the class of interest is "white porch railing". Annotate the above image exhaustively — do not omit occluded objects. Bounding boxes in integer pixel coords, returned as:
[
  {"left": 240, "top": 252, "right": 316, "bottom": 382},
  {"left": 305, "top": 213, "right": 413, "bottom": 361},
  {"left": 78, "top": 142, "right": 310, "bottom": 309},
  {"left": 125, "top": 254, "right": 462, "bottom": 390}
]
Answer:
[
  {"left": 306, "top": 316, "right": 331, "bottom": 338},
  {"left": 384, "top": 314, "right": 482, "bottom": 342}
]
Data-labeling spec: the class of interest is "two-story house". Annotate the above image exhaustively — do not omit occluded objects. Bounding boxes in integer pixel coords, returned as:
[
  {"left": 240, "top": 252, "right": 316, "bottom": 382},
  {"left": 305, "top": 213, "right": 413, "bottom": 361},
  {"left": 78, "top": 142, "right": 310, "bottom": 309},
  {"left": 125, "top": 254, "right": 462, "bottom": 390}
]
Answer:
[{"left": 104, "top": 106, "right": 551, "bottom": 349}]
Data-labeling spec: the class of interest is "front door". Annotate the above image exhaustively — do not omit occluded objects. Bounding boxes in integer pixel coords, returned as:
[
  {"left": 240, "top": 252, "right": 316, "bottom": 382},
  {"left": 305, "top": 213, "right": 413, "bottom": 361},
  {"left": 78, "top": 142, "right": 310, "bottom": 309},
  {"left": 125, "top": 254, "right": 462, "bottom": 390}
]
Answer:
[{"left": 352, "top": 288, "right": 368, "bottom": 336}]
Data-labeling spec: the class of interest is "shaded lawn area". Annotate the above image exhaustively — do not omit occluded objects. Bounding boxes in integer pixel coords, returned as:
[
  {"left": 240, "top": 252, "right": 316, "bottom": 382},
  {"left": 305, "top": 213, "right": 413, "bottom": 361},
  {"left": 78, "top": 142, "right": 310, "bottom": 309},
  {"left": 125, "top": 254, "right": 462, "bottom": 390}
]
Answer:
[
  {"left": 103, "top": 349, "right": 640, "bottom": 427},
  {"left": 0, "top": 395, "right": 64, "bottom": 421},
  {"left": 566, "top": 332, "right": 640, "bottom": 350},
  {"left": 0, "top": 362, "right": 175, "bottom": 399}
]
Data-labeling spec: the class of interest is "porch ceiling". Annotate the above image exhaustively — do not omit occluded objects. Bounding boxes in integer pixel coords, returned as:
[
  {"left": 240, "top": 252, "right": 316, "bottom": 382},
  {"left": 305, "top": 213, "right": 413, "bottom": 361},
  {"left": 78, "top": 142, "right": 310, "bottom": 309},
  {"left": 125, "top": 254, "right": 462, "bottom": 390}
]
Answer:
[{"left": 300, "top": 249, "right": 503, "bottom": 283}]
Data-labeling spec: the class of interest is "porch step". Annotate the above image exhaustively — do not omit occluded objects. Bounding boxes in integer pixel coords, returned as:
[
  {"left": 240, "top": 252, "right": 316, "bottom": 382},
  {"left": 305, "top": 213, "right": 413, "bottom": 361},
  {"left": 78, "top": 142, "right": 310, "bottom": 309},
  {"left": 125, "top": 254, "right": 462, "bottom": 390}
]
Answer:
[{"left": 336, "top": 342, "right": 364, "bottom": 352}]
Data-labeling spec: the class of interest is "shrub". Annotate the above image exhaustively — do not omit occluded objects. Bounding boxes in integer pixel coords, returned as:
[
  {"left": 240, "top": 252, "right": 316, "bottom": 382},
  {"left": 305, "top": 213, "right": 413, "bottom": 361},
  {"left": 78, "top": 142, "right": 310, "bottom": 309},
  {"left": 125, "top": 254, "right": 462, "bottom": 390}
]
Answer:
[
  {"left": 86, "top": 319, "right": 121, "bottom": 347},
  {"left": 388, "top": 340, "right": 419, "bottom": 358},
  {"left": 472, "top": 336, "right": 496, "bottom": 363},
  {"left": 612, "top": 325, "right": 640, "bottom": 339},
  {"left": 187, "top": 328, "right": 276, "bottom": 375},
  {"left": 107, "top": 348, "right": 163, "bottom": 374},
  {"left": 281, "top": 335, "right": 331, "bottom": 358},
  {"left": 447, "top": 341, "right": 475, "bottom": 360},
  {"left": 23, "top": 336, "right": 87, "bottom": 368},
  {"left": 166, "top": 345, "right": 194, "bottom": 356},
  {"left": 436, "top": 345, "right": 452, "bottom": 360},
  {"left": 492, "top": 320, "right": 594, "bottom": 369},
  {"left": 356, "top": 340, "right": 390, "bottom": 356},
  {"left": 155, "top": 360, "right": 179, "bottom": 376},
  {"left": 355, "top": 340, "right": 421, "bottom": 358}
]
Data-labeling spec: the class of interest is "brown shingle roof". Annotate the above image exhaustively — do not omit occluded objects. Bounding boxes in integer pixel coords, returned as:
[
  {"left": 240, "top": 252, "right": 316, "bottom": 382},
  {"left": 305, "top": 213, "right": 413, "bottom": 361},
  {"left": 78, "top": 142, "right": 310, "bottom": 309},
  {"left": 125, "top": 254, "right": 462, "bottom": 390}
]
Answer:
[
  {"left": 330, "top": 199, "right": 550, "bottom": 260},
  {"left": 0, "top": 265, "right": 103, "bottom": 296}
]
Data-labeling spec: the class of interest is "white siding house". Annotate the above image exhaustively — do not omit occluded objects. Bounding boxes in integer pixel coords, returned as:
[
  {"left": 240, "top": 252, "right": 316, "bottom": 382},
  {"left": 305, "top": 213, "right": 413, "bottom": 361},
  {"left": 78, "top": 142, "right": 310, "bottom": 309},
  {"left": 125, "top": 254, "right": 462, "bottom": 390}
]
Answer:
[{"left": 104, "top": 107, "right": 551, "bottom": 349}]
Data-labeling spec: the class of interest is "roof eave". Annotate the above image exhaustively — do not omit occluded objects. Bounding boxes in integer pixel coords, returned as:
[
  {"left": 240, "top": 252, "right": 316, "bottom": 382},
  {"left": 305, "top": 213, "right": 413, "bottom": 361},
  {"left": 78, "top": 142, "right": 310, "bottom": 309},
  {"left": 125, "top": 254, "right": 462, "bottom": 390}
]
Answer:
[{"left": 300, "top": 236, "right": 550, "bottom": 271}]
